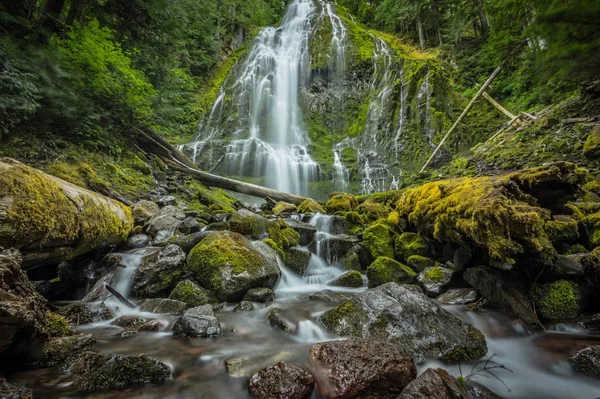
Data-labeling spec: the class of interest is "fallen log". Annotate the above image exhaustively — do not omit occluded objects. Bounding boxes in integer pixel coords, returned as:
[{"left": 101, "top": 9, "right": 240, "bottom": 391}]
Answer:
[
  {"left": 105, "top": 283, "right": 136, "bottom": 309},
  {"left": 134, "top": 127, "right": 309, "bottom": 205},
  {"left": 0, "top": 158, "right": 134, "bottom": 269}
]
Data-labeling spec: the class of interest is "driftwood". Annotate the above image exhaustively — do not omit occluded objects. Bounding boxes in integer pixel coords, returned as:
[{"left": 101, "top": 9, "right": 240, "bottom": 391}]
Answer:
[
  {"left": 483, "top": 91, "right": 516, "bottom": 119},
  {"left": 105, "top": 284, "right": 136, "bottom": 309},
  {"left": 134, "top": 127, "right": 309, "bottom": 205}
]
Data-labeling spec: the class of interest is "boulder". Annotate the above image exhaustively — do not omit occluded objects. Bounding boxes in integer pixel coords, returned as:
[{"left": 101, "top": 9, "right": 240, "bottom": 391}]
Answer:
[
  {"left": 229, "top": 210, "right": 269, "bottom": 239},
  {"left": 283, "top": 248, "right": 312, "bottom": 276},
  {"left": 464, "top": 267, "right": 538, "bottom": 325},
  {"left": 532, "top": 280, "right": 583, "bottom": 320},
  {"left": 177, "top": 217, "right": 201, "bottom": 234},
  {"left": 395, "top": 232, "right": 430, "bottom": 262},
  {"left": 58, "top": 302, "right": 112, "bottom": 325},
  {"left": 41, "top": 333, "right": 96, "bottom": 366},
  {"left": 186, "top": 231, "right": 281, "bottom": 301},
  {"left": 437, "top": 289, "right": 480, "bottom": 305},
  {"left": 131, "top": 200, "right": 159, "bottom": 225},
  {"left": 398, "top": 368, "right": 468, "bottom": 399},
  {"left": 551, "top": 255, "right": 586, "bottom": 278},
  {"left": 284, "top": 218, "right": 317, "bottom": 246},
  {"left": 366, "top": 256, "right": 416, "bottom": 288},
  {"left": 172, "top": 305, "right": 222, "bottom": 337},
  {"left": 309, "top": 289, "right": 353, "bottom": 304},
  {"left": 169, "top": 280, "right": 213, "bottom": 307},
  {"left": 152, "top": 229, "right": 176, "bottom": 246},
  {"left": 569, "top": 345, "right": 600, "bottom": 378},
  {"left": 319, "top": 283, "right": 487, "bottom": 363},
  {"left": 126, "top": 234, "right": 152, "bottom": 249},
  {"left": 417, "top": 266, "right": 455, "bottom": 297},
  {"left": 64, "top": 351, "right": 172, "bottom": 391},
  {"left": 111, "top": 316, "right": 151, "bottom": 330},
  {"left": 0, "top": 377, "right": 32, "bottom": 399},
  {"left": 144, "top": 205, "right": 185, "bottom": 237},
  {"left": 156, "top": 195, "right": 177, "bottom": 207},
  {"left": 131, "top": 245, "right": 185, "bottom": 298},
  {"left": 248, "top": 361, "right": 314, "bottom": 399},
  {"left": 243, "top": 287, "right": 275, "bottom": 303},
  {"left": 453, "top": 247, "right": 473, "bottom": 269},
  {"left": 407, "top": 255, "right": 437, "bottom": 273},
  {"left": 138, "top": 298, "right": 187, "bottom": 315},
  {"left": 312, "top": 215, "right": 348, "bottom": 235},
  {"left": 273, "top": 202, "right": 298, "bottom": 215},
  {"left": 233, "top": 301, "right": 254, "bottom": 312},
  {"left": 168, "top": 231, "right": 209, "bottom": 254},
  {"left": 325, "top": 193, "right": 357, "bottom": 213},
  {"left": 298, "top": 198, "right": 325, "bottom": 214},
  {"left": 466, "top": 381, "right": 503, "bottom": 399},
  {"left": 269, "top": 308, "right": 295, "bottom": 333},
  {"left": 329, "top": 271, "right": 363, "bottom": 288},
  {"left": 363, "top": 222, "right": 395, "bottom": 259},
  {"left": 315, "top": 234, "right": 360, "bottom": 264},
  {"left": 309, "top": 338, "right": 416, "bottom": 399}
]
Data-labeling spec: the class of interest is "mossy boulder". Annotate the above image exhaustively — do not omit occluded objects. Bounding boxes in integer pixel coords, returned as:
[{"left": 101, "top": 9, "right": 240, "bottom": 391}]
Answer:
[
  {"left": 229, "top": 210, "right": 269, "bottom": 239},
  {"left": 131, "top": 200, "right": 159, "bottom": 225},
  {"left": 366, "top": 256, "right": 416, "bottom": 288},
  {"left": 330, "top": 271, "right": 363, "bottom": 288},
  {"left": 417, "top": 266, "right": 455, "bottom": 297},
  {"left": 58, "top": 303, "right": 112, "bottom": 325},
  {"left": 319, "top": 283, "right": 487, "bottom": 364},
  {"left": 266, "top": 218, "right": 301, "bottom": 249},
  {"left": 357, "top": 199, "right": 391, "bottom": 222},
  {"left": 395, "top": 232, "right": 430, "bottom": 262},
  {"left": 138, "top": 298, "right": 187, "bottom": 315},
  {"left": 583, "top": 127, "right": 600, "bottom": 159},
  {"left": 406, "top": 255, "right": 436, "bottom": 272},
  {"left": 186, "top": 231, "right": 281, "bottom": 301},
  {"left": 272, "top": 201, "right": 297, "bottom": 214},
  {"left": 363, "top": 221, "right": 396, "bottom": 259},
  {"left": 283, "top": 218, "right": 317, "bottom": 246},
  {"left": 532, "top": 280, "right": 583, "bottom": 320},
  {"left": 326, "top": 193, "right": 358, "bottom": 214},
  {"left": 41, "top": 333, "right": 95, "bottom": 367},
  {"left": 131, "top": 245, "right": 185, "bottom": 298},
  {"left": 569, "top": 346, "right": 600, "bottom": 378},
  {"left": 243, "top": 287, "right": 275, "bottom": 303},
  {"left": 298, "top": 198, "right": 325, "bottom": 214},
  {"left": 169, "top": 280, "right": 213, "bottom": 307},
  {"left": 544, "top": 217, "right": 579, "bottom": 247},
  {"left": 283, "top": 248, "right": 312, "bottom": 276}
]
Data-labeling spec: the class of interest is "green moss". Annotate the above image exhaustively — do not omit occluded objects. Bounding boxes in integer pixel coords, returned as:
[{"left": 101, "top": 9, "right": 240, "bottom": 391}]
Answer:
[
  {"left": 357, "top": 199, "right": 391, "bottom": 222},
  {"left": 440, "top": 326, "right": 487, "bottom": 363},
  {"left": 263, "top": 237, "right": 285, "bottom": 259},
  {"left": 266, "top": 218, "right": 300, "bottom": 249},
  {"left": 319, "top": 300, "right": 364, "bottom": 331},
  {"left": 332, "top": 271, "right": 363, "bottom": 288},
  {"left": 169, "top": 280, "right": 210, "bottom": 307},
  {"left": 272, "top": 202, "right": 297, "bottom": 214},
  {"left": 533, "top": 280, "right": 581, "bottom": 320},
  {"left": 44, "top": 311, "right": 75, "bottom": 338},
  {"left": 229, "top": 213, "right": 268, "bottom": 239},
  {"left": 395, "top": 232, "right": 430, "bottom": 262},
  {"left": 566, "top": 244, "right": 588, "bottom": 254},
  {"left": 366, "top": 256, "right": 416, "bottom": 288},
  {"left": 424, "top": 266, "right": 445, "bottom": 282},
  {"left": 326, "top": 193, "right": 358, "bottom": 214},
  {"left": 583, "top": 211, "right": 600, "bottom": 248},
  {"left": 363, "top": 221, "right": 395, "bottom": 259},
  {"left": 583, "top": 127, "right": 600, "bottom": 159},
  {"left": 297, "top": 198, "right": 325, "bottom": 213},
  {"left": 545, "top": 218, "right": 579, "bottom": 246},
  {"left": 387, "top": 211, "right": 400, "bottom": 227},
  {"left": 407, "top": 255, "right": 435, "bottom": 271}
]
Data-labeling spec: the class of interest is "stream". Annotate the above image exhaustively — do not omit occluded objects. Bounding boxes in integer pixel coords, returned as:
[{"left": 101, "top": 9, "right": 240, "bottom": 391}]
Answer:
[{"left": 9, "top": 214, "right": 600, "bottom": 398}]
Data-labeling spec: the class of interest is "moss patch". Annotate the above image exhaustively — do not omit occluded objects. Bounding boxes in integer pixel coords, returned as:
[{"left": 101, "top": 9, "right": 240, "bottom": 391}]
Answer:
[
  {"left": 395, "top": 232, "right": 430, "bottom": 262},
  {"left": 169, "top": 280, "right": 211, "bottom": 307},
  {"left": 532, "top": 279, "right": 581, "bottom": 320},
  {"left": 298, "top": 198, "right": 325, "bottom": 213},
  {"left": 326, "top": 193, "right": 358, "bottom": 214},
  {"left": 363, "top": 221, "right": 396, "bottom": 259},
  {"left": 43, "top": 311, "right": 75, "bottom": 338},
  {"left": 366, "top": 256, "right": 416, "bottom": 288}
]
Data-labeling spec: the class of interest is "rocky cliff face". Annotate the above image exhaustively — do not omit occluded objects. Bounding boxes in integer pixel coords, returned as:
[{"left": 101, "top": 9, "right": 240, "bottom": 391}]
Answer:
[{"left": 182, "top": 0, "right": 455, "bottom": 200}]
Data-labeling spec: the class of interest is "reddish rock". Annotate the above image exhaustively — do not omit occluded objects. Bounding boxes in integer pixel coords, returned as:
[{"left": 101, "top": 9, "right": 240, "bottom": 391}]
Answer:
[{"left": 248, "top": 361, "right": 314, "bottom": 399}]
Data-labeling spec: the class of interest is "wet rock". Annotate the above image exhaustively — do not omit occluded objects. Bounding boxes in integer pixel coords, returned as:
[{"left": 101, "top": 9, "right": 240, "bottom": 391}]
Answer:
[
  {"left": 316, "top": 234, "right": 360, "bottom": 263},
  {"left": 309, "top": 338, "right": 416, "bottom": 399},
  {"left": 157, "top": 195, "right": 177, "bottom": 207},
  {"left": 186, "top": 231, "right": 281, "bottom": 301},
  {"left": 32, "top": 279, "right": 71, "bottom": 301},
  {"left": 453, "top": 247, "right": 473, "bottom": 270},
  {"left": 532, "top": 279, "right": 583, "bottom": 320},
  {"left": 59, "top": 302, "right": 112, "bottom": 325},
  {"left": 131, "top": 200, "right": 159, "bottom": 225},
  {"left": 178, "top": 217, "right": 201, "bottom": 234},
  {"left": 168, "top": 231, "right": 209, "bottom": 254},
  {"left": 111, "top": 316, "right": 150, "bottom": 330},
  {"left": 284, "top": 218, "right": 317, "bottom": 246},
  {"left": 226, "top": 357, "right": 247, "bottom": 378},
  {"left": 229, "top": 210, "right": 269, "bottom": 238},
  {"left": 466, "top": 381, "right": 503, "bottom": 399},
  {"left": 366, "top": 256, "right": 416, "bottom": 288},
  {"left": 173, "top": 305, "right": 222, "bottom": 337},
  {"left": 581, "top": 313, "right": 600, "bottom": 332},
  {"left": 326, "top": 193, "right": 357, "bottom": 214},
  {"left": 437, "top": 289, "right": 479, "bottom": 305},
  {"left": 138, "top": 298, "right": 187, "bottom": 315},
  {"left": 407, "top": 255, "right": 436, "bottom": 273},
  {"left": 297, "top": 198, "right": 325, "bottom": 214},
  {"left": 569, "top": 345, "right": 600, "bottom": 378},
  {"left": 309, "top": 289, "right": 352, "bottom": 304},
  {"left": 243, "top": 287, "right": 275, "bottom": 303},
  {"left": 341, "top": 252, "right": 361, "bottom": 271},
  {"left": 273, "top": 201, "right": 298, "bottom": 215},
  {"left": 131, "top": 245, "right": 185, "bottom": 298},
  {"left": 234, "top": 301, "right": 254, "bottom": 312},
  {"left": 269, "top": 308, "right": 295, "bottom": 333},
  {"left": 319, "top": 283, "right": 488, "bottom": 363},
  {"left": 64, "top": 351, "right": 172, "bottom": 391},
  {"left": 42, "top": 333, "right": 95, "bottom": 366},
  {"left": 329, "top": 270, "right": 363, "bottom": 288},
  {"left": 283, "top": 248, "right": 312, "bottom": 276},
  {"left": 138, "top": 320, "right": 163, "bottom": 332},
  {"left": 398, "top": 368, "right": 467, "bottom": 399},
  {"left": 205, "top": 221, "right": 230, "bottom": 231},
  {"left": 153, "top": 229, "right": 176, "bottom": 246},
  {"left": 248, "top": 361, "right": 314, "bottom": 399},
  {"left": 417, "top": 266, "right": 455, "bottom": 297},
  {"left": 126, "top": 234, "right": 152, "bottom": 249},
  {"left": 169, "top": 280, "right": 213, "bottom": 307},
  {"left": 0, "top": 248, "right": 48, "bottom": 366},
  {"left": 464, "top": 267, "right": 538, "bottom": 325},
  {"left": 551, "top": 254, "right": 586, "bottom": 278},
  {"left": 144, "top": 205, "right": 186, "bottom": 237},
  {"left": 0, "top": 377, "right": 32, "bottom": 399}
]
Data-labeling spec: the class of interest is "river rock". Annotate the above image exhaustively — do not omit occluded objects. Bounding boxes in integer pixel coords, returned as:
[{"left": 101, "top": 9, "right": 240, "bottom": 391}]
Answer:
[
  {"left": 550, "top": 254, "right": 586, "bottom": 278},
  {"left": 309, "top": 338, "right": 416, "bottom": 399},
  {"left": 466, "top": 381, "right": 503, "bottom": 399},
  {"left": 243, "top": 287, "right": 275, "bottom": 303},
  {"left": 407, "top": 255, "right": 437, "bottom": 273},
  {"left": 138, "top": 298, "right": 187, "bottom": 314},
  {"left": 131, "top": 200, "right": 159, "bottom": 225},
  {"left": 63, "top": 351, "right": 172, "bottom": 391},
  {"left": 569, "top": 345, "right": 600, "bottom": 378},
  {"left": 283, "top": 248, "right": 312, "bottom": 275},
  {"left": 329, "top": 270, "right": 363, "bottom": 288},
  {"left": 126, "top": 234, "right": 152, "bottom": 249},
  {"left": 168, "top": 231, "right": 209, "bottom": 253},
  {"left": 0, "top": 377, "right": 32, "bottom": 399},
  {"left": 42, "top": 333, "right": 96, "bottom": 366},
  {"left": 157, "top": 195, "right": 177, "bottom": 207},
  {"left": 111, "top": 316, "right": 150, "bottom": 330},
  {"left": 144, "top": 205, "right": 186, "bottom": 237},
  {"left": 248, "top": 361, "right": 314, "bottom": 399},
  {"left": 228, "top": 209, "right": 269, "bottom": 238},
  {"left": 532, "top": 279, "right": 584, "bottom": 320},
  {"left": 464, "top": 267, "right": 538, "bottom": 325},
  {"left": 273, "top": 201, "right": 298, "bottom": 215},
  {"left": 169, "top": 280, "right": 213, "bottom": 307},
  {"left": 173, "top": 305, "right": 222, "bottom": 337},
  {"left": 308, "top": 289, "right": 352, "bottom": 304},
  {"left": 437, "top": 288, "right": 480, "bottom": 305},
  {"left": 234, "top": 301, "right": 254, "bottom": 312},
  {"left": 58, "top": 302, "right": 112, "bottom": 325},
  {"left": 186, "top": 231, "right": 281, "bottom": 301},
  {"left": 319, "top": 283, "right": 487, "bottom": 363},
  {"left": 269, "top": 308, "right": 295, "bottom": 333},
  {"left": 178, "top": 216, "right": 201, "bottom": 234},
  {"left": 366, "top": 256, "right": 416, "bottom": 288},
  {"left": 131, "top": 245, "right": 185, "bottom": 298},
  {"left": 316, "top": 234, "right": 360, "bottom": 263},
  {"left": 417, "top": 266, "right": 455, "bottom": 297},
  {"left": 284, "top": 218, "right": 317, "bottom": 246},
  {"left": 153, "top": 229, "right": 176, "bottom": 246},
  {"left": 398, "top": 368, "right": 468, "bottom": 399}
]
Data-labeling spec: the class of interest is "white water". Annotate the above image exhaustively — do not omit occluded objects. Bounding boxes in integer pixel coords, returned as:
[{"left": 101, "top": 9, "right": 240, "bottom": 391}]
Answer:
[{"left": 332, "top": 150, "right": 350, "bottom": 192}]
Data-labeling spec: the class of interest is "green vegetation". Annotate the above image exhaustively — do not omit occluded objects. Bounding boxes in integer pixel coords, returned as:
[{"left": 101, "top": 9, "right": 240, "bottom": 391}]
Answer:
[
  {"left": 363, "top": 221, "right": 396, "bottom": 259},
  {"left": 44, "top": 311, "right": 75, "bottom": 337},
  {"left": 366, "top": 256, "right": 416, "bottom": 288},
  {"left": 169, "top": 280, "right": 211, "bottom": 307},
  {"left": 532, "top": 280, "right": 581, "bottom": 320}
]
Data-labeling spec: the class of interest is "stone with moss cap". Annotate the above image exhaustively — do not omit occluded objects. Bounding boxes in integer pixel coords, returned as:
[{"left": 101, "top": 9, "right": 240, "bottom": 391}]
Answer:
[
  {"left": 131, "top": 245, "right": 185, "bottom": 298},
  {"left": 395, "top": 232, "right": 430, "bottom": 262},
  {"left": 532, "top": 279, "right": 583, "bottom": 320},
  {"left": 367, "top": 256, "right": 416, "bottom": 288},
  {"left": 330, "top": 270, "right": 364, "bottom": 288},
  {"left": 407, "top": 255, "right": 436, "bottom": 272},
  {"left": 229, "top": 210, "right": 269, "bottom": 239},
  {"left": 186, "top": 231, "right": 281, "bottom": 301},
  {"left": 583, "top": 127, "right": 600, "bottom": 159},
  {"left": 297, "top": 198, "right": 325, "bottom": 214},
  {"left": 544, "top": 217, "right": 579, "bottom": 247},
  {"left": 266, "top": 218, "right": 301, "bottom": 249},
  {"left": 272, "top": 201, "right": 297, "bottom": 214},
  {"left": 357, "top": 199, "right": 391, "bottom": 222},
  {"left": 169, "top": 280, "right": 213, "bottom": 307},
  {"left": 363, "top": 221, "right": 396, "bottom": 259},
  {"left": 326, "top": 193, "right": 358, "bottom": 214},
  {"left": 417, "top": 266, "right": 455, "bottom": 297},
  {"left": 131, "top": 200, "right": 159, "bottom": 225}
]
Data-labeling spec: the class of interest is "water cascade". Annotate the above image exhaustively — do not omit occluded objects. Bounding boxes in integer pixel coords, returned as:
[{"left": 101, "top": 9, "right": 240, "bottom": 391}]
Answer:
[{"left": 332, "top": 150, "right": 350, "bottom": 192}]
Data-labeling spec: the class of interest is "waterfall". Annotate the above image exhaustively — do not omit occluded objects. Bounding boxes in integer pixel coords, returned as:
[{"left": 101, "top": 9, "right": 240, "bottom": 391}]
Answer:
[
  {"left": 332, "top": 150, "right": 349, "bottom": 192},
  {"left": 323, "top": 1, "right": 347, "bottom": 72},
  {"left": 417, "top": 68, "right": 435, "bottom": 146}
]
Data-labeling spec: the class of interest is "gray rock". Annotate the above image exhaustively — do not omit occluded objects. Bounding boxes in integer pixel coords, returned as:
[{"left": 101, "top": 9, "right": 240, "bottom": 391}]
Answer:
[
  {"left": 157, "top": 195, "right": 177, "bottom": 207},
  {"left": 248, "top": 361, "right": 315, "bottom": 399},
  {"left": 169, "top": 279, "right": 213, "bottom": 307},
  {"left": 466, "top": 381, "right": 503, "bottom": 399},
  {"left": 551, "top": 254, "right": 586, "bottom": 277},
  {"left": 284, "top": 218, "right": 317, "bottom": 246},
  {"left": 329, "top": 270, "right": 363, "bottom": 288},
  {"left": 131, "top": 245, "right": 185, "bottom": 298},
  {"left": 569, "top": 345, "right": 600, "bottom": 378},
  {"left": 464, "top": 267, "right": 538, "bottom": 325},
  {"left": 308, "top": 289, "right": 353, "bottom": 304},
  {"left": 0, "top": 377, "right": 32, "bottom": 398},
  {"left": 59, "top": 302, "right": 112, "bottom": 325},
  {"left": 269, "top": 308, "right": 295, "bottom": 333},
  {"left": 168, "top": 231, "right": 209, "bottom": 253},
  {"left": 319, "top": 283, "right": 488, "bottom": 363},
  {"left": 144, "top": 205, "right": 186, "bottom": 237},
  {"left": 111, "top": 316, "right": 150, "bottom": 330},
  {"left": 437, "top": 288, "right": 480, "bottom": 305},
  {"left": 283, "top": 248, "right": 311, "bottom": 275},
  {"left": 417, "top": 266, "right": 455, "bottom": 297},
  {"left": 233, "top": 301, "right": 254, "bottom": 312},
  {"left": 243, "top": 287, "right": 275, "bottom": 303},
  {"left": 41, "top": 333, "right": 96, "bottom": 366},
  {"left": 153, "top": 229, "right": 176, "bottom": 246},
  {"left": 173, "top": 305, "right": 222, "bottom": 337},
  {"left": 398, "top": 368, "right": 468, "bottom": 399},
  {"left": 309, "top": 338, "right": 416, "bottom": 399},
  {"left": 453, "top": 247, "right": 473, "bottom": 270},
  {"left": 131, "top": 200, "right": 159, "bottom": 225},
  {"left": 178, "top": 217, "right": 201, "bottom": 234},
  {"left": 138, "top": 298, "right": 187, "bottom": 315},
  {"left": 314, "top": 234, "right": 360, "bottom": 264},
  {"left": 126, "top": 234, "right": 152, "bottom": 249}
]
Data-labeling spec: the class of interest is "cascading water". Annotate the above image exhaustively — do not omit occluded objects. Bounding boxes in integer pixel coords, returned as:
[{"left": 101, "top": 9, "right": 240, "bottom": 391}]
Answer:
[
  {"left": 332, "top": 150, "right": 350, "bottom": 192},
  {"left": 417, "top": 68, "right": 435, "bottom": 146}
]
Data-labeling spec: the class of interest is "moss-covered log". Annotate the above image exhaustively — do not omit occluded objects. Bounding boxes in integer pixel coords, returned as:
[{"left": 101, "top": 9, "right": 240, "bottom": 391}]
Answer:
[{"left": 0, "top": 158, "right": 133, "bottom": 269}]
